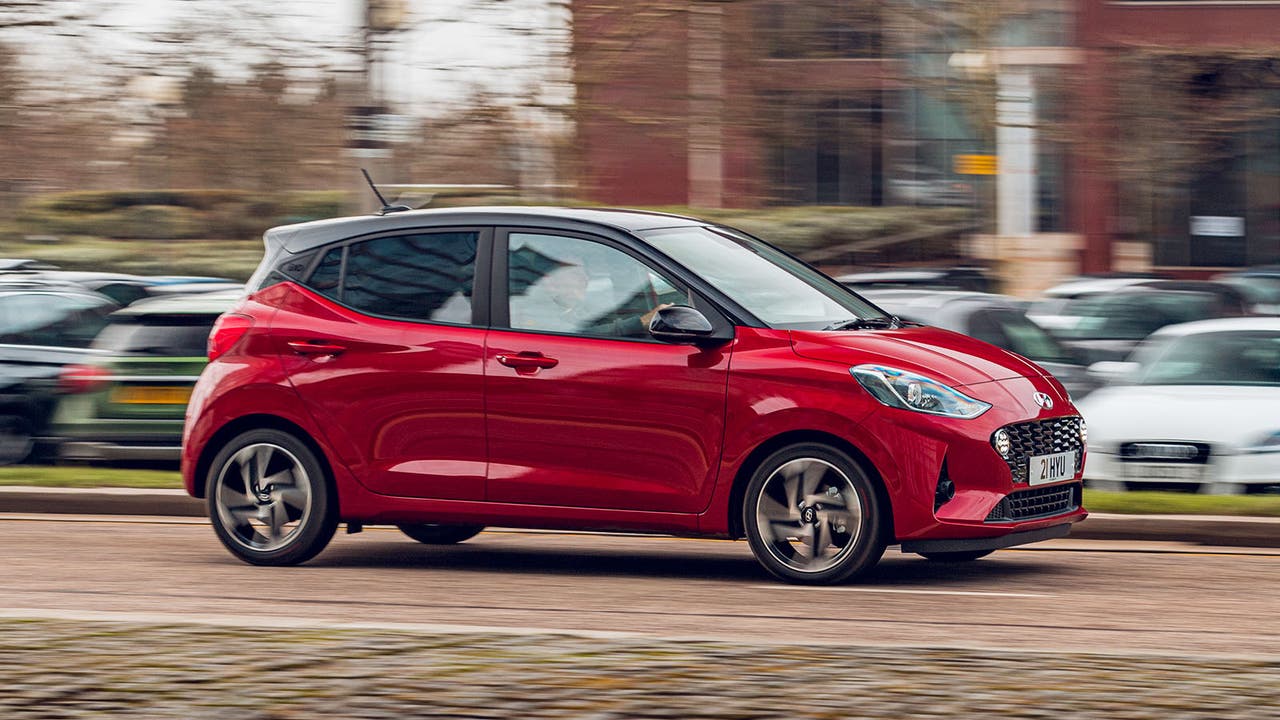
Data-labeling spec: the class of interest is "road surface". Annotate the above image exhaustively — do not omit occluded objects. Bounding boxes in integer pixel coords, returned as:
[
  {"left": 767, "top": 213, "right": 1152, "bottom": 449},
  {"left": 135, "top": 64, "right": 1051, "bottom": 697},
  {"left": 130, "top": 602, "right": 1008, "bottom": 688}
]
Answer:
[{"left": 4, "top": 514, "right": 1277, "bottom": 658}]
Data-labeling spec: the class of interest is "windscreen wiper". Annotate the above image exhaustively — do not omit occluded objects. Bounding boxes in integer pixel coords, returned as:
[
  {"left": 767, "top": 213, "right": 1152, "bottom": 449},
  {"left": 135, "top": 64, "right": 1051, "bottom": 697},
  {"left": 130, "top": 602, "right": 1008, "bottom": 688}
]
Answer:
[{"left": 823, "top": 316, "right": 901, "bottom": 331}]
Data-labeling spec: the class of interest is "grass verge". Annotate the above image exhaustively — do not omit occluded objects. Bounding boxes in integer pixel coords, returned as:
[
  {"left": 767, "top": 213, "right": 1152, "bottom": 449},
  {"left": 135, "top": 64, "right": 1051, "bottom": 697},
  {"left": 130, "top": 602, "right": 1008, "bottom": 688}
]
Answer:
[
  {"left": 1, "top": 467, "right": 1279, "bottom": 517},
  {"left": 0, "top": 466, "right": 181, "bottom": 489},
  {"left": 1082, "top": 489, "right": 1280, "bottom": 518}
]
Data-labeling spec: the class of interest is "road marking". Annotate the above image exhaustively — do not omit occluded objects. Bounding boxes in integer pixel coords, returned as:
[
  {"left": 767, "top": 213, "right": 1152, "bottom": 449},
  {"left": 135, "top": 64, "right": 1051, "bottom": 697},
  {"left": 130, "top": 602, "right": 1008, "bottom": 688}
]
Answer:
[{"left": 752, "top": 585, "right": 1050, "bottom": 598}]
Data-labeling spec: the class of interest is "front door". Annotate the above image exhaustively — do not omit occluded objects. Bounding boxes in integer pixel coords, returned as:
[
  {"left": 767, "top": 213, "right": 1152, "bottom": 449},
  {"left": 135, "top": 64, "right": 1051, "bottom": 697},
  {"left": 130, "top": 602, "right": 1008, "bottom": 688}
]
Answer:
[{"left": 485, "top": 230, "right": 731, "bottom": 513}]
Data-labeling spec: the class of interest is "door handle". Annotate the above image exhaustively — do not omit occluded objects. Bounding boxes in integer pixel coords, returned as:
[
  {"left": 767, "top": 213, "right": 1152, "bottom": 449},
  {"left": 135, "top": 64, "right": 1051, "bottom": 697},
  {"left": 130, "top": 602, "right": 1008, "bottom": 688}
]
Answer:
[
  {"left": 496, "top": 352, "right": 559, "bottom": 370},
  {"left": 287, "top": 340, "right": 347, "bottom": 357}
]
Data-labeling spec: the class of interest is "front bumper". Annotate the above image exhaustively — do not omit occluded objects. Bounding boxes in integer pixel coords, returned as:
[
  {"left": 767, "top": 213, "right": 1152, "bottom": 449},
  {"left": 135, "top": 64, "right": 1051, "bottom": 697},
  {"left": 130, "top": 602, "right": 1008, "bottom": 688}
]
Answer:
[
  {"left": 901, "top": 521, "right": 1074, "bottom": 554},
  {"left": 1087, "top": 448, "right": 1280, "bottom": 488}
]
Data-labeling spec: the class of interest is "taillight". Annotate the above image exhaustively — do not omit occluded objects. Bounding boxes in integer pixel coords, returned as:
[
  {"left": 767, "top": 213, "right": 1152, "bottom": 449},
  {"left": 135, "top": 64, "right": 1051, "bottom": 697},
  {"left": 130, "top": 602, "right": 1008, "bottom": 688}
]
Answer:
[
  {"left": 60, "top": 364, "right": 111, "bottom": 394},
  {"left": 208, "top": 313, "right": 255, "bottom": 361}
]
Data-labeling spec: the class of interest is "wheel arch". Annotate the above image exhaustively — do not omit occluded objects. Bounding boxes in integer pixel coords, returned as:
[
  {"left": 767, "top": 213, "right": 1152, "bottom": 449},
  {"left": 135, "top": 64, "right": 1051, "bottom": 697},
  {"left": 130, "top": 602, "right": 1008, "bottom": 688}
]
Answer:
[
  {"left": 725, "top": 429, "right": 894, "bottom": 542},
  {"left": 192, "top": 414, "right": 334, "bottom": 500}
]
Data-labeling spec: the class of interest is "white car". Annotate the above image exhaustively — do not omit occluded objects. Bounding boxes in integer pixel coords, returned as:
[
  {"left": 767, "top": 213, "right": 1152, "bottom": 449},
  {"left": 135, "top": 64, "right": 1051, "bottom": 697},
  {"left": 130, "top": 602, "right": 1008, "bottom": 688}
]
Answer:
[
  {"left": 1078, "top": 317, "right": 1280, "bottom": 494},
  {"left": 1027, "top": 276, "right": 1157, "bottom": 332}
]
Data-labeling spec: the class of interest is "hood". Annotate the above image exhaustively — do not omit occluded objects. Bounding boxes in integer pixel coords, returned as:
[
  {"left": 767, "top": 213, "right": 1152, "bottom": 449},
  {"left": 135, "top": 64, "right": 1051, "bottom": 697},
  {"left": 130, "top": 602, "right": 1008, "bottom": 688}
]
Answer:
[
  {"left": 790, "top": 326, "right": 1047, "bottom": 387},
  {"left": 1078, "top": 384, "right": 1280, "bottom": 451}
]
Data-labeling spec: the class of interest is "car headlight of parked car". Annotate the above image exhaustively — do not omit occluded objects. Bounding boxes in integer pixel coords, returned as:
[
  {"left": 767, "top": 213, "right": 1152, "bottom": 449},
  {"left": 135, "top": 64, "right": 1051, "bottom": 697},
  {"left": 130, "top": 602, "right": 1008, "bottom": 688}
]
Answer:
[{"left": 851, "top": 365, "right": 991, "bottom": 419}]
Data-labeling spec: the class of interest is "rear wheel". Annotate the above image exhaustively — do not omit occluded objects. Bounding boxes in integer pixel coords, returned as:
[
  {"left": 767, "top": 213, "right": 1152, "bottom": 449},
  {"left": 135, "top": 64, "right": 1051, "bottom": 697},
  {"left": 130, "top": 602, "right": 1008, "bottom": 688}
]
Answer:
[
  {"left": 918, "top": 550, "right": 994, "bottom": 562},
  {"left": 397, "top": 524, "right": 485, "bottom": 545},
  {"left": 207, "top": 429, "right": 336, "bottom": 566},
  {"left": 743, "top": 443, "right": 885, "bottom": 585}
]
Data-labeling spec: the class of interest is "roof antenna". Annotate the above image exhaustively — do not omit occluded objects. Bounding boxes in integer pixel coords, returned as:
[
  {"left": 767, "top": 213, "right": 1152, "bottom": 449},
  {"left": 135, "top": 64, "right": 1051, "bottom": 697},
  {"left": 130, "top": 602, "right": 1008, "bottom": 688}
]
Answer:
[{"left": 361, "top": 168, "right": 411, "bottom": 215}]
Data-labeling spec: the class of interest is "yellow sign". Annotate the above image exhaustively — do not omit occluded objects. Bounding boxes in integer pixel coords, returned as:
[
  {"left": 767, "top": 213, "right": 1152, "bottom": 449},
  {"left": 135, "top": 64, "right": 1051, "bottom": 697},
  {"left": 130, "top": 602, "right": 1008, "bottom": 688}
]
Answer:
[{"left": 954, "top": 154, "right": 997, "bottom": 175}]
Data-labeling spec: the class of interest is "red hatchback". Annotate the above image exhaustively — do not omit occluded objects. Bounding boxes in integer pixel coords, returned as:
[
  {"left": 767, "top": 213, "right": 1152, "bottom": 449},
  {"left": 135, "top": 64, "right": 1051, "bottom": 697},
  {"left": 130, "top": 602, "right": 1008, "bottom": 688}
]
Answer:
[{"left": 182, "top": 207, "right": 1087, "bottom": 584}]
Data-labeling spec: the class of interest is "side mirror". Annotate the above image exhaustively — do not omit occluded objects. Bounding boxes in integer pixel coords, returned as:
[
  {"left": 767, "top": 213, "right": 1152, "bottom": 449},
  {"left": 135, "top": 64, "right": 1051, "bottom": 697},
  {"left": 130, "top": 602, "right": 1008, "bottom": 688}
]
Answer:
[
  {"left": 649, "top": 305, "right": 716, "bottom": 344},
  {"left": 1087, "top": 360, "right": 1138, "bottom": 384}
]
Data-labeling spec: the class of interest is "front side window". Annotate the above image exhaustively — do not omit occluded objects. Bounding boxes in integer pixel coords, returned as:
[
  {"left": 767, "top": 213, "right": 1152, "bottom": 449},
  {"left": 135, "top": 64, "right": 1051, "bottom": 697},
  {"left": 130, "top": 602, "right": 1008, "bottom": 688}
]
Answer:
[
  {"left": 507, "top": 233, "right": 688, "bottom": 339},
  {"left": 306, "top": 232, "right": 478, "bottom": 324},
  {"left": 640, "top": 226, "right": 886, "bottom": 330}
]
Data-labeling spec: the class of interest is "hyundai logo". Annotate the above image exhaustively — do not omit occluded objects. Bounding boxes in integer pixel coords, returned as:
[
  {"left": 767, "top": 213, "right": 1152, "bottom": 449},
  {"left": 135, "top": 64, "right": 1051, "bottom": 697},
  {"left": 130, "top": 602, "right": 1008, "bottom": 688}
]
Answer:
[{"left": 1033, "top": 392, "right": 1053, "bottom": 410}]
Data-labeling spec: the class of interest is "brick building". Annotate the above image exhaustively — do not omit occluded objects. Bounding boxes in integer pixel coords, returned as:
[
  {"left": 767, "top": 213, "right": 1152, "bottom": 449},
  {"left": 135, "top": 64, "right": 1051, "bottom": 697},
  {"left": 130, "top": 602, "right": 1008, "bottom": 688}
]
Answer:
[{"left": 572, "top": 0, "right": 1280, "bottom": 280}]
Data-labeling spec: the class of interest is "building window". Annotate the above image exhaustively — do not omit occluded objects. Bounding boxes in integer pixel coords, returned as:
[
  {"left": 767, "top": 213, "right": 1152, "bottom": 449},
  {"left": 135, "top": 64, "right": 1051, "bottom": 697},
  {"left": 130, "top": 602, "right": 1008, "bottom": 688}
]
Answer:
[{"left": 754, "top": 2, "right": 881, "bottom": 60}]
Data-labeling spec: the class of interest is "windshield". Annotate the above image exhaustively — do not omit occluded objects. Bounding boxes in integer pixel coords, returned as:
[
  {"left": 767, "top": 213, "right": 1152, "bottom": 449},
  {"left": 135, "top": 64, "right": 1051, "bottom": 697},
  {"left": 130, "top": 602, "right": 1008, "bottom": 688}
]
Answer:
[
  {"left": 640, "top": 226, "right": 887, "bottom": 330},
  {"left": 1138, "top": 331, "right": 1280, "bottom": 387},
  {"left": 1055, "top": 291, "right": 1220, "bottom": 341}
]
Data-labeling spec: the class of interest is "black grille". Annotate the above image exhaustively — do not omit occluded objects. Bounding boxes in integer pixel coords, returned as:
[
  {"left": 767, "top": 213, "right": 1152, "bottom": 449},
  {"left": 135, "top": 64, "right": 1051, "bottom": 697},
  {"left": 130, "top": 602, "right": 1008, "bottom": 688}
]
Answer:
[
  {"left": 996, "top": 416, "right": 1084, "bottom": 484},
  {"left": 986, "top": 483, "right": 1081, "bottom": 523},
  {"left": 1118, "top": 442, "right": 1211, "bottom": 464}
]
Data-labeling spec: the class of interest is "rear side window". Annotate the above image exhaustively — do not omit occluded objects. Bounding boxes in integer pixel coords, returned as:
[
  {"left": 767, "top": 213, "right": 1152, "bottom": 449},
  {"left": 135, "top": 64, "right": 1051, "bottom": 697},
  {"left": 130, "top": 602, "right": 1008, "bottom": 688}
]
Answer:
[
  {"left": 92, "top": 315, "right": 217, "bottom": 357},
  {"left": 305, "top": 232, "right": 478, "bottom": 324}
]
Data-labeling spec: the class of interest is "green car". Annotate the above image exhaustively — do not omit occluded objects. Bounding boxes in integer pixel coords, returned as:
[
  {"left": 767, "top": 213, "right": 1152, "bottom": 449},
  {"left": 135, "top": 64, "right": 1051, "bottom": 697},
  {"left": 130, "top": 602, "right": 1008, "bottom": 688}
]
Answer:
[{"left": 51, "top": 289, "right": 241, "bottom": 463}]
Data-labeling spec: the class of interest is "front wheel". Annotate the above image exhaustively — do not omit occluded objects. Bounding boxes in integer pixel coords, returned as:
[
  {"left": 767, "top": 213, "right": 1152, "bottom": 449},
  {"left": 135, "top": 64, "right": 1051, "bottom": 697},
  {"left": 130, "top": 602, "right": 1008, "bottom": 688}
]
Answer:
[
  {"left": 743, "top": 443, "right": 885, "bottom": 585},
  {"left": 397, "top": 524, "right": 484, "bottom": 545},
  {"left": 206, "top": 429, "right": 337, "bottom": 566}
]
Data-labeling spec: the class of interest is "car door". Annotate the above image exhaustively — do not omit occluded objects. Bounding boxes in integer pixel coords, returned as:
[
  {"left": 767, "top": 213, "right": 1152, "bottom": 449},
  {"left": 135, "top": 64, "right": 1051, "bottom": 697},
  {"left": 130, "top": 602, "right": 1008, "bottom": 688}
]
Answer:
[
  {"left": 274, "top": 228, "right": 491, "bottom": 501},
  {"left": 484, "top": 228, "right": 732, "bottom": 514}
]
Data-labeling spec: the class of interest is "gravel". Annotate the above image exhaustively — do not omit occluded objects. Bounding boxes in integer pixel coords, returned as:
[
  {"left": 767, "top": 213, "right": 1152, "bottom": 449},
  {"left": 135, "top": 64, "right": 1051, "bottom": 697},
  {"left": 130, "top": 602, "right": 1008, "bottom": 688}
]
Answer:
[{"left": 1, "top": 619, "right": 1276, "bottom": 719}]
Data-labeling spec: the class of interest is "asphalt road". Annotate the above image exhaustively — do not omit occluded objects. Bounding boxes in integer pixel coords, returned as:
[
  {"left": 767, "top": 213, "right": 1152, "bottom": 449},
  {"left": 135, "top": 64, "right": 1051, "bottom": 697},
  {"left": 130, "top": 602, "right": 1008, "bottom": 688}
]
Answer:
[{"left": 4, "top": 514, "right": 1279, "bottom": 659}]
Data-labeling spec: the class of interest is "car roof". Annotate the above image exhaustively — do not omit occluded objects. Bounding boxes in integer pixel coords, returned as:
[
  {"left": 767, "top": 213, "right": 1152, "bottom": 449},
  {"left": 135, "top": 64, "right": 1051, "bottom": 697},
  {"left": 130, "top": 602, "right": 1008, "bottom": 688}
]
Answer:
[
  {"left": 1149, "top": 316, "right": 1280, "bottom": 338},
  {"left": 111, "top": 289, "right": 243, "bottom": 317},
  {"left": 266, "top": 206, "right": 708, "bottom": 253},
  {"left": 1042, "top": 276, "right": 1156, "bottom": 297}
]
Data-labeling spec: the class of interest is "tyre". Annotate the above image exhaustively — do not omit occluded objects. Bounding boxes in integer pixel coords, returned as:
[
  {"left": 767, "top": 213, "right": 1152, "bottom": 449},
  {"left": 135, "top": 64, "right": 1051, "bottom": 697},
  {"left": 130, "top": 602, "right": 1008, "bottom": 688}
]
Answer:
[
  {"left": 918, "top": 550, "right": 994, "bottom": 563},
  {"left": 743, "top": 443, "right": 885, "bottom": 585},
  {"left": 0, "top": 414, "right": 34, "bottom": 466},
  {"left": 397, "top": 524, "right": 485, "bottom": 545},
  {"left": 206, "top": 428, "right": 337, "bottom": 566}
]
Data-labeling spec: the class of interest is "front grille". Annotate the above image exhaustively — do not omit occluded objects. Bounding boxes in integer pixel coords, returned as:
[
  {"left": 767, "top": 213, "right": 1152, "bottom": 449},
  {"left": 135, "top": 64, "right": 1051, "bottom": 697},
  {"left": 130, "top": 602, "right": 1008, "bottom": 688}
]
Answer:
[
  {"left": 986, "top": 483, "right": 1081, "bottom": 523},
  {"left": 1118, "top": 442, "right": 1211, "bottom": 464},
  {"left": 996, "top": 416, "right": 1084, "bottom": 484}
]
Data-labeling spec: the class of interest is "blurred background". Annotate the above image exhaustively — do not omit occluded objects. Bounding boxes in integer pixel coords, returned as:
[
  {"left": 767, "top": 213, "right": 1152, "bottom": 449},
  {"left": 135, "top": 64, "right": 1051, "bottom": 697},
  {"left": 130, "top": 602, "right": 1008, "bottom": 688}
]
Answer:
[{"left": 1, "top": 1, "right": 1279, "bottom": 495}]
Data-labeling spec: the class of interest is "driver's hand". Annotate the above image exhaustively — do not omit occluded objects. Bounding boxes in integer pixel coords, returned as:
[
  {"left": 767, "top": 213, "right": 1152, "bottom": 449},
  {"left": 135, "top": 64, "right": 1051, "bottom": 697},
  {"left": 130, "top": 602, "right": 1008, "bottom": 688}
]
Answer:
[{"left": 641, "top": 303, "right": 674, "bottom": 328}]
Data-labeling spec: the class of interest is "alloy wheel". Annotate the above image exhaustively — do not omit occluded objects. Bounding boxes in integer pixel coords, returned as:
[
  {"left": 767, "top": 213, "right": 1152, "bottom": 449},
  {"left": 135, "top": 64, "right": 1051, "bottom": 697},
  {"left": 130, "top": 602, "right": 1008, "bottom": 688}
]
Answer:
[
  {"left": 213, "top": 442, "right": 314, "bottom": 553},
  {"left": 754, "top": 457, "right": 864, "bottom": 574}
]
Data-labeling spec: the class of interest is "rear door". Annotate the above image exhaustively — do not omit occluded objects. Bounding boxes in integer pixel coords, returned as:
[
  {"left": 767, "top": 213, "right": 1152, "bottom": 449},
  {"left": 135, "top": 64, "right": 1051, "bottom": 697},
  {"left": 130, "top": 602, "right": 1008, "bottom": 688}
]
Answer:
[{"left": 274, "top": 228, "right": 492, "bottom": 500}]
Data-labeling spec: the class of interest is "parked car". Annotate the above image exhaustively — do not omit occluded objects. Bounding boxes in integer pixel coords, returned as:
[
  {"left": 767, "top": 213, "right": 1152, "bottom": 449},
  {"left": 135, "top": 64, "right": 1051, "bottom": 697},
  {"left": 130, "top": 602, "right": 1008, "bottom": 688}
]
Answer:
[
  {"left": 0, "top": 268, "right": 240, "bottom": 307},
  {"left": 0, "top": 279, "right": 118, "bottom": 464},
  {"left": 51, "top": 289, "right": 242, "bottom": 464},
  {"left": 1026, "top": 274, "right": 1166, "bottom": 331},
  {"left": 859, "top": 289, "right": 1099, "bottom": 400},
  {"left": 1216, "top": 266, "right": 1280, "bottom": 315},
  {"left": 1048, "top": 280, "right": 1250, "bottom": 364},
  {"left": 1079, "top": 317, "right": 1280, "bottom": 494},
  {"left": 885, "top": 164, "right": 974, "bottom": 206},
  {"left": 183, "top": 207, "right": 1087, "bottom": 584},
  {"left": 837, "top": 267, "right": 995, "bottom": 294}
]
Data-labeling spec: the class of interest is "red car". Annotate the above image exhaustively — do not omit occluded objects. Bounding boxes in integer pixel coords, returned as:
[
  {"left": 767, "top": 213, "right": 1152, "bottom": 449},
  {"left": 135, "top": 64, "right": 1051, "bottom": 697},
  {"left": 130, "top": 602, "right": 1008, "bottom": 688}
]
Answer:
[{"left": 182, "top": 207, "right": 1086, "bottom": 584}]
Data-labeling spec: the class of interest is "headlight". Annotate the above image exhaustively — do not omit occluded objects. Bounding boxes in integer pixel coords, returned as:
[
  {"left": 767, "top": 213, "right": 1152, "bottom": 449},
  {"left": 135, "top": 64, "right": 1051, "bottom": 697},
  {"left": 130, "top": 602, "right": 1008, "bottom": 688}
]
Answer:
[
  {"left": 1079, "top": 417, "right": 1088, "bottom": 446},
  {"left": 850, "top": 365, "right": 991, "bottom": 419}
]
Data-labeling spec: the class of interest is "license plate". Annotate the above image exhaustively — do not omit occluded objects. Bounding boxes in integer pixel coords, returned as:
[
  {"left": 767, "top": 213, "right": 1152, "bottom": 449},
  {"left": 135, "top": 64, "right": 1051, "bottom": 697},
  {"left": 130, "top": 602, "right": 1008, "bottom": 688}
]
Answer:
[
  {"left": 1029, "top": 451, "right": 1075, "bottom": 486},
  {"left": 1120, "top": 462, "right": 1204, "bottom": 482},
  {"left": 110, "top": 386, "right": 192, "bottom": 405}
]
